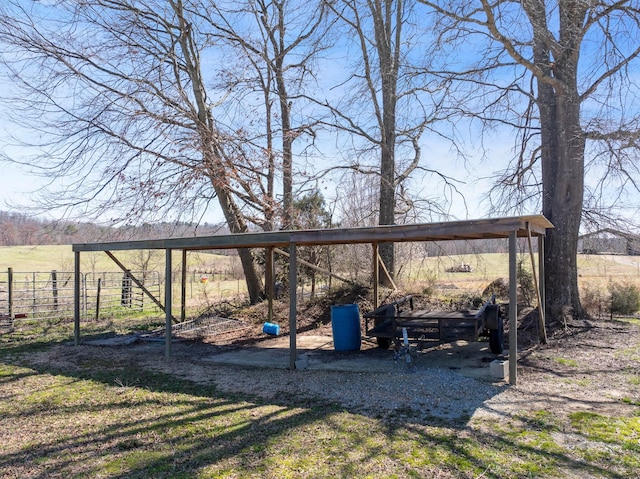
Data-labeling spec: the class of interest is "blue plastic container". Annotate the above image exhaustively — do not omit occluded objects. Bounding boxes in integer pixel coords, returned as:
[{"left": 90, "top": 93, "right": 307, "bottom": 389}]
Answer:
[
  {"left": 331, "top": 304, "right": 361, "bottom": 351},
  {"left": 262, "top": 322, "right": 280, "bottom": 335}
]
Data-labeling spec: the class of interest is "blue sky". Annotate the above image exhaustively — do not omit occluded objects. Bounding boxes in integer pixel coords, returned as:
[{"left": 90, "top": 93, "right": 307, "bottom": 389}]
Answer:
[
  {"left": 1, "top": 0, "right": 638, "bottom": 232},
  {"left": 0, "top": 114, "right": 494, "bottom": 225},
  {"left": 0, "top": 0, "right": 494, "bottom": 226}
]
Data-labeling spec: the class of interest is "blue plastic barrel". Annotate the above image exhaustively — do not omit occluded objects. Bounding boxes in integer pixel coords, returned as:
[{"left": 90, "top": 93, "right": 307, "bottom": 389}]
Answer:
[
  {"left": 262, "top": 322, "right": 280, "bottom": 335},
  {"left": 331, "top": 304, "right": 361, "bottom": 351}
]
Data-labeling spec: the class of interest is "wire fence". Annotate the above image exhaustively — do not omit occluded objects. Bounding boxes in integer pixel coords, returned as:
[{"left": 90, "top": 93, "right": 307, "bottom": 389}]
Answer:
[
  {"left": 0, "top": 269, "right": 162, "bottom": 327},
  {"left": 84, "top": 271, "right": 162, "bottom": 321}
]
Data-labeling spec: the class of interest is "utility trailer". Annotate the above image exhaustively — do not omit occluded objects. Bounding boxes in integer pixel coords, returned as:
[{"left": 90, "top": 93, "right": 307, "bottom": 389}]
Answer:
[{"left": 364, "top": 295, "right": 504, "bottom": 354}]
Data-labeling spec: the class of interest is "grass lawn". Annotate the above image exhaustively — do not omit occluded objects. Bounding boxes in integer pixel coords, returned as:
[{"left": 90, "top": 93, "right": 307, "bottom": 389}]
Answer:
[{"left": 1, "top": 319, "right": 639, "bottom": 478}]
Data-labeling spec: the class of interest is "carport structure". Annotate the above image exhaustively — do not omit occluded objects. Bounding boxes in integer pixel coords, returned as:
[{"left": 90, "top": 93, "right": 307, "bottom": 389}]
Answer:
[{"left": 73, "top": 215, "right": 553, "bottom": 385}]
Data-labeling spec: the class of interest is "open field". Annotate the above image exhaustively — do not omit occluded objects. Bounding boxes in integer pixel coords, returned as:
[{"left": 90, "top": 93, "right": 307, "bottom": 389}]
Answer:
[
  {"left": 0, "top": 245, "right": 238, "bottom": 275},
  {"left": 389, "top": 252, "right": 640, "bottom": 311},
  {"left": 3, "top": 245, "right": 640, "bottom": 292},
  {"left": 0, "top": 246, "right": 246, "bottom": 320}
]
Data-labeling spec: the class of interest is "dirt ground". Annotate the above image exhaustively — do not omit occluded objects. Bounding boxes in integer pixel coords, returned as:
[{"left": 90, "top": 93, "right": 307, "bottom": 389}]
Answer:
[
  {"left": 30, "top": 306, "right": 640, "bottom": 424},
  {"left": 500, "top": 314, "right": 640, "bottom": 418},
  {"left": 486, "top": 320, "right": 640, "bottom": 422}
]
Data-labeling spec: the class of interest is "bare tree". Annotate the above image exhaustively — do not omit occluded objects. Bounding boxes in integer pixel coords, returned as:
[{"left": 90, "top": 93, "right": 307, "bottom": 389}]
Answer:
[
  {"left": 325, "top": 0, "right": 450, "bottom": 286},
  {"left": 208, "top": 0, "right": 331, "bottom": 231},
  {"left": 0, "top": 0, "right": 274, "bottom": 302},
  {"left": 335, "top": 170, "right": 380, "bottom": 281},
  {"left": 419, "top": 0, "right": 640, "bottom": 318}
]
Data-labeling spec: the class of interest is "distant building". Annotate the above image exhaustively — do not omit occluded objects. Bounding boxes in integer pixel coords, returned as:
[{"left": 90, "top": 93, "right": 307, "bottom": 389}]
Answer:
[{"left": 578, "top": 229, "right": 640, "bottom": 255}]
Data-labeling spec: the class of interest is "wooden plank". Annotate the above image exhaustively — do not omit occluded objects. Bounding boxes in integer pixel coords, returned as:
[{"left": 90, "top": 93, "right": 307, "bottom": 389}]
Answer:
[
  {"left": 169, "top": 232, "right": 290, "bottom": 250},
  {"left": 372, "top": 243, "right": 379, "bottom": 309},
  {"left": 73, "top": 215, "right": 554, "bottom": 252},
  {"left": 400, "top": 309, "right": 480, "bottom": 320},
  {"left": 377, "top": 251, "right": 397, "bottom": 290},
  {"left": 73, "top": 238, "right": 167, "bottom": 252},
  {"left": 274, "top": 247, "right": 354, "bottom": 285},
  {"left": 291, "top": 219, "right": 524, "bottom": 245}
]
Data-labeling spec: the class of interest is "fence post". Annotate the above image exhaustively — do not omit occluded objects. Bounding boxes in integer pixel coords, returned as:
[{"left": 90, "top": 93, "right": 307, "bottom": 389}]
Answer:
[
  {"left": 95, "top": 277, "right": 102, "bottom": 321},
  {"left": 8, "top": 267, "right": 13, "bottom": 322},
  {"left": 181, "top": 249, "right": 187, "bottom": 321},
  {"left": 121, "top": 271, "right": 133, "bottom": 307},
  {"left": 32, "top": 272, "right": 36, "bottom": 315},
  {"left": 82, "top": 273, "right": 87, "bottom": 322},
  {"left": 51, "top": 270, "right": 59, "bottom": 311}
]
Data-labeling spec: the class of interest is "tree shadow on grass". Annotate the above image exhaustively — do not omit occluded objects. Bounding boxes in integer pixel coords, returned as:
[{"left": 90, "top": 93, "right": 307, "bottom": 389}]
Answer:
[{"left": 0, "top": 337, "right": 636, "bottom": 478}]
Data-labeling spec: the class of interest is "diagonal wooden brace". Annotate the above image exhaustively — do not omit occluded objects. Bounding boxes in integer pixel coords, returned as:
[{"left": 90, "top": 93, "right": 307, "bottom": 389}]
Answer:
[{"left": 105, "top": 250, "right": 177, "bottom": 323}]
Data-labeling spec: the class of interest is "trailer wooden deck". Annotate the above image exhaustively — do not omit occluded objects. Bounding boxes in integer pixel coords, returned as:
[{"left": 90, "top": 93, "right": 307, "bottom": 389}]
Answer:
[
  {"left": 366, "top": 309, "right": 483, "bottom": 342},
  {"left": 364, "top": 296, "right": 503, "bottom": 353}
]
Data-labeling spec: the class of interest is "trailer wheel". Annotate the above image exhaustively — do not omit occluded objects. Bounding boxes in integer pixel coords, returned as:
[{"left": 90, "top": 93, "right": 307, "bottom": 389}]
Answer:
[
  {"left": 376, "top": 337, "right": 391, "bottom": 349},
  {"left": 489, "top": 316, "right": 504, "bottom": 354}
]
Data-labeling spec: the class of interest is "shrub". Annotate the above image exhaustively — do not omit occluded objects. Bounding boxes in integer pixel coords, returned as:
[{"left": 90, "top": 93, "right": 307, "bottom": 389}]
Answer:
[
  {"left": 609, "top": 281, "right": 640, "bottom": 315},
  {"left": 581, "top": 283, "right": 608, "bottom": 317},
  {"left": 482, "top": 278, "right": 509, "bottom": 300},
  {"left": 420, "top": 271, "right": 438, "bottom": 297},
  {"left": 481, "top": 260, "right": 536, "bottom": 306}
]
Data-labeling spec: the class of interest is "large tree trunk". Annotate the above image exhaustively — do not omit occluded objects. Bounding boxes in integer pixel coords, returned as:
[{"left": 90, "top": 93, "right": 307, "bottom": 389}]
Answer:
[
  {"left": 173, "top": 3, "right": 264, "bottom": 304},
  {"left": 376, "top": 0, "right": 399, "bottom": 287},
  {"left": 540, "top": 92, "right": 584, "bottom": 317},
  {"left": 269, "top": 4, "right": 294, "bottom": 231},
  {"left": 378, "top": 132, "right": 396, "bottom": 287},
  {"left": 535, "top": 4, "right": 585, "bottom": 318},
  {"left": 209, "top": 174, "right": 265, "bottom": 304},
  {"left": 276, "top": 65, "right": 294, "bottom": 230},
  {"left": 541, "top": 91, "right": 584, "bottom": 314}
]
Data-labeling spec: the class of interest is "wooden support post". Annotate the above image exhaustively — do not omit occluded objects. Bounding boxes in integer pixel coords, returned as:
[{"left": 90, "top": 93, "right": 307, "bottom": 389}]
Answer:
[
  {"left": 289, "top": 243, "right": 297, "bottom": 370},
  {"left": 165, "top": 248, "right": 172, "bottom": 358},
  {"left": 181, "top": 249, "right": 187, "bottom": 322},
  {"left": 538, "top": 235, "right": 546, "bottom": 325},
  {"left": 372, "top": 242, "right": 379, "bottom": 309},
  {"left": 266, "top": 246, "right": 274, "bottom": 323},
  {"left": 377, "top": 252, "right": 398, "bottom": 290},
  {"left": 509, "top": 231, "right": 518, "bottom": 385},
  {"left": 527, "top": 224, "right": 548, "bottom": 344},
  {"left": 74, "top": 252, "right": 81, "bottom": 346}
]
